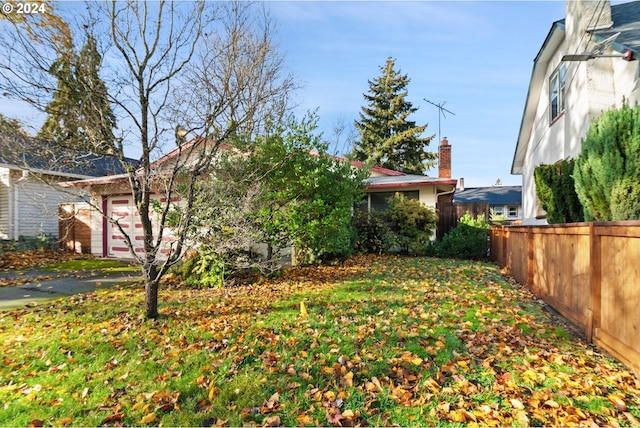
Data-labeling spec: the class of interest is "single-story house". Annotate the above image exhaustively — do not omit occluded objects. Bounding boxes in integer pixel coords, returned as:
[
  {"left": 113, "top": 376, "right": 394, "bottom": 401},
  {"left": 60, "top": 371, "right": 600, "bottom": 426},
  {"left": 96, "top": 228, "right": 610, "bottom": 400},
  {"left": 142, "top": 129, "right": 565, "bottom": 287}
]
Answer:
[
  {"left": 59, "top": 138, "right": 458, "bottom": 259},
  {"left": 453, "top": 183, "right": 523, "bottom": 224},
  {"left": 512, "top": 0, "right": 640, "bottom": 224},
  {"left": 0, "top": 131, "right": 132, "bottom": 241}
]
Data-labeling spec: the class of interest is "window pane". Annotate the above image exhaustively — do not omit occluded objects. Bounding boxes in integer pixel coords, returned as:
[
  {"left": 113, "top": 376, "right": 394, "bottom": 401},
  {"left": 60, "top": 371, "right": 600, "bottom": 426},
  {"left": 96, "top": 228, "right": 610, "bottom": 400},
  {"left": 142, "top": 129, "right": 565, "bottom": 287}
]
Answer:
[{"left": 369, "top": 191, "right": 419, "bottom": 212}]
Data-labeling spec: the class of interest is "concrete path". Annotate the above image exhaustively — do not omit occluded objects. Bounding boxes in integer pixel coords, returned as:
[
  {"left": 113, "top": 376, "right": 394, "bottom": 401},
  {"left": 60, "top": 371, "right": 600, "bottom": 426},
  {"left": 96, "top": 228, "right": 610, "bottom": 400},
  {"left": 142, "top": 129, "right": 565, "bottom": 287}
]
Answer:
[{"left": 0, "top": 269, "right": 141, "bottom": 311}]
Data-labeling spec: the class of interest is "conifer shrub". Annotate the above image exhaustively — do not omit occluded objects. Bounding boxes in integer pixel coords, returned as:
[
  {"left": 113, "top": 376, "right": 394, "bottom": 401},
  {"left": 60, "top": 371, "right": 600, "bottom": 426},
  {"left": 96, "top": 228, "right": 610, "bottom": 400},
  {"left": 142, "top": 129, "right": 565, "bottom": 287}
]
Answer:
[
  {"left": 534, "top": 159, "right": 584, "bottom": 224},
  {"left": 574, "top": 103, "right": 640, "bottom": 220},
  {"left": 386, "top": 194, "right": 437, "bottom": 254}
]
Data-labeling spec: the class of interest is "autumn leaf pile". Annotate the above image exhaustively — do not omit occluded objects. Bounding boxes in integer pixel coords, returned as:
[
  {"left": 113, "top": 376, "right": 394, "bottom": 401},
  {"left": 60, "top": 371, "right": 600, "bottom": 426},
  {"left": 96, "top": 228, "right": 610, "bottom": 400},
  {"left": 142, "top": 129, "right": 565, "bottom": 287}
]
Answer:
[
  {"left": 1, "top": 255, "right": 639, "bottom": 426},
  {"left": 0, "top": 249, "right": 79, "bottom": 270}
]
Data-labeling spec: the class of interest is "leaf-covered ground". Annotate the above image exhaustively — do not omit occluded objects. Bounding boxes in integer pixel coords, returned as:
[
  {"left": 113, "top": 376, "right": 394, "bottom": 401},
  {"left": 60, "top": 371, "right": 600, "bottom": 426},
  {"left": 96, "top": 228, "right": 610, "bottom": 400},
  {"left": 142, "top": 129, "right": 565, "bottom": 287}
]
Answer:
[{"left": 1, "top": 255, "right": 639, "bottom": 426}]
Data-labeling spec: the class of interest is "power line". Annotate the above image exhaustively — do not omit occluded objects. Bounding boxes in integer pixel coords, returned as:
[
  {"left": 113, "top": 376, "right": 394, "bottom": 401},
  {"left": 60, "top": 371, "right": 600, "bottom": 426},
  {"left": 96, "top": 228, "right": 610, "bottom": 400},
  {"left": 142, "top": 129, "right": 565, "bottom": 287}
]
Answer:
[{"left": 424, "top": 99, "right": 455, "bottom": 143}]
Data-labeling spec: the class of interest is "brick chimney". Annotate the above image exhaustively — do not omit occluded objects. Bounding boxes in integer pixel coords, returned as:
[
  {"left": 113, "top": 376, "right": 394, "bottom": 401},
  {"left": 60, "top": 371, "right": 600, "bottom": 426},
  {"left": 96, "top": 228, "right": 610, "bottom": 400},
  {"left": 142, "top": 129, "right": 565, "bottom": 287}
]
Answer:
[{"left": 438, "top": 137, "right": 451, "bottom": 179}]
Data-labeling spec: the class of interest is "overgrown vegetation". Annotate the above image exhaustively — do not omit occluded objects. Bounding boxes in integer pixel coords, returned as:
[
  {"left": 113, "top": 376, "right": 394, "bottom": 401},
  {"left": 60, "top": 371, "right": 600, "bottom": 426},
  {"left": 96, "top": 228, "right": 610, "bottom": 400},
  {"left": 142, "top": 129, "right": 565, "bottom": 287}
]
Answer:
[
  {"left": 180, "top": 113, "right": 368, "bottom": 285},
  {"left": 574, "top": 102, "right": 640, "bottom": 221},
  {"left": 430, "top": 212, "right": 490, "bottom": 260},
  {"left": 353, "top": 194, "right": 437, "bottom": 256},
  {"left": 1, "top": 255, "right": 638, "bottom": 426},
  {"left": 386, "top": 194, "right": 437, "bottom": 254},
  {"left": 534, "top": 159, "right": 584, "bottom": 224}
]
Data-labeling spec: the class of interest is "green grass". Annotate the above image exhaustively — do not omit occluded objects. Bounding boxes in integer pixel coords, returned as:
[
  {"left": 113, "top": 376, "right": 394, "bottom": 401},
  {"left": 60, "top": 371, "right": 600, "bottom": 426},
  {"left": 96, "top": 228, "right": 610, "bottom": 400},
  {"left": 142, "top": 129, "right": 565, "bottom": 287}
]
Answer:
[{"left": 0, "top": 255, "right": 638, "bottom": 426}]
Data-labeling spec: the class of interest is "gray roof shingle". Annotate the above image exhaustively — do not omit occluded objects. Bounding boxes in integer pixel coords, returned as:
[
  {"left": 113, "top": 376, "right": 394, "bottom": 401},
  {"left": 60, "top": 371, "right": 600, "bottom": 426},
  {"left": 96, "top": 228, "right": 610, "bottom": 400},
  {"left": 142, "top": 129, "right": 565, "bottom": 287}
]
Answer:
[{"left": 453, "top": 186, "right": 522, "bottom": 206}]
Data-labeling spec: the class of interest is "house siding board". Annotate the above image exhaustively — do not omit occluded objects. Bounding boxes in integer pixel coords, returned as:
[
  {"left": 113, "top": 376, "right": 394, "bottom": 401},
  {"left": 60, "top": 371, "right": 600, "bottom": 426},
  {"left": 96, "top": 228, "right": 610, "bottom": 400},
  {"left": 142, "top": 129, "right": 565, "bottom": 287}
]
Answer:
[
  {"left": 14, "top": 173, "right": 83, "bottom": 239},
  {"left": 0, "top": 167, "right": 9, "bottom": 240}
]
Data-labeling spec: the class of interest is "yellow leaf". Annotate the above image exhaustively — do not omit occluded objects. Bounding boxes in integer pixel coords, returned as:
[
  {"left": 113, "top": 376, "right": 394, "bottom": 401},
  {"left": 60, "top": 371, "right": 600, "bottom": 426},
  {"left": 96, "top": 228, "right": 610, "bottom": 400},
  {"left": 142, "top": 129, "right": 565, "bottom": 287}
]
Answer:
[
  {"left": 608, "top": 394, "right": 627, "bottom": 411},
  {"left": 296, "top": 413, "right": 314, "bottom": 425},
  {"left": 342, "top": 371, "right": 354, "bottom": 387},
  {"left": 300, "top": 301, "right": 308, "bottom": 317},
  {"left": 513, "top": 410, "right": 529, "bottom": 426},
  {"left": 140, "top": 413, "right": 157, "bottom": 424},
  {"left": 411, "top": 357, "right": 423, "bottom": 366},
  {"left": 55, "top": 417, "right": 73, "bottom": 426},
  {"left": 208, "top": 386, "right": 220, "bottom": 401},
  {"left": 522, "top": 369, "right": 538, "bottom": 384}
]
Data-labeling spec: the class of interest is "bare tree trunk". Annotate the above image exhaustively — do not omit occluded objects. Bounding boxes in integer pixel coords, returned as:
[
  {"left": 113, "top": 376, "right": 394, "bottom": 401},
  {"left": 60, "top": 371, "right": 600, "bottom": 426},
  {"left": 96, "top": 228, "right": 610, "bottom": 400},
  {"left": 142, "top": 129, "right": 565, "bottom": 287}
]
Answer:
[{"left": 144, "top": 265, "right": 159, "bottom": 319}]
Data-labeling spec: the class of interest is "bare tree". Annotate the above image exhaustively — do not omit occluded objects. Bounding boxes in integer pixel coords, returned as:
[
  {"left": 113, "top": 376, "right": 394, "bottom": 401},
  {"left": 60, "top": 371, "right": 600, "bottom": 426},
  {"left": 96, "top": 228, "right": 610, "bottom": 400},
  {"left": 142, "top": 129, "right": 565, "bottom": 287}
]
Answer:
[{"left": 0, "top": 1, "right": 297, "bottom": 318}]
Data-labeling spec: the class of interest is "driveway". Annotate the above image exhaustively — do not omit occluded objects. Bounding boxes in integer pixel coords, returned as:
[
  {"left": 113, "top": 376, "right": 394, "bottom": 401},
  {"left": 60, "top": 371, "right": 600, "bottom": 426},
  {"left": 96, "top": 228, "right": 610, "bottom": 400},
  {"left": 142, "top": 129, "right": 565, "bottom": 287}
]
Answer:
[{"left": 0, "top": 269, "right": 141, "bottom": 311}]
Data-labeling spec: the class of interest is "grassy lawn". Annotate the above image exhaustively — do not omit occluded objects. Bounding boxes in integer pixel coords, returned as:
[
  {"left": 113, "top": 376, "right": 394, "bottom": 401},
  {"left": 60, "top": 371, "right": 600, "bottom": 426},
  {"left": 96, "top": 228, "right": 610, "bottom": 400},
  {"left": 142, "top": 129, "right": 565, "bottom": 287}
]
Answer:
[{"left": 0, "top": 255, "right": 638, "bottom": 426}]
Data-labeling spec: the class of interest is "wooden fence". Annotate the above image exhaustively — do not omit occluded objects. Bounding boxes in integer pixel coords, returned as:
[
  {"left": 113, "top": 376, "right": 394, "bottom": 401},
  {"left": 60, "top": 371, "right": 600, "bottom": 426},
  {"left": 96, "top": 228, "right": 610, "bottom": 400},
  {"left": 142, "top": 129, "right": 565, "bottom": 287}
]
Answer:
[
  {"left": 59, "top": 203, "right": 91, "bottom": 254},
  {"left": 490, "top": 222, "right": 640, "bottom": 376},
  {"left": 438, "top": 201, "right": 489, "bottom": 241}
]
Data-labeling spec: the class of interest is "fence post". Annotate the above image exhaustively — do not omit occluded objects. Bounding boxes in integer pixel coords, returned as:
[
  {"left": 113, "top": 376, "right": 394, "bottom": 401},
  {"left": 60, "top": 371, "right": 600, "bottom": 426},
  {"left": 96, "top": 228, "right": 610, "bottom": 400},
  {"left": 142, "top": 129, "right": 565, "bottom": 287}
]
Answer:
[
  {"left": 587, "top": 222, "right": 601, "bottom": 343},
  {"left": 527, "top": 227, "right": 534, "bottom": 289}
]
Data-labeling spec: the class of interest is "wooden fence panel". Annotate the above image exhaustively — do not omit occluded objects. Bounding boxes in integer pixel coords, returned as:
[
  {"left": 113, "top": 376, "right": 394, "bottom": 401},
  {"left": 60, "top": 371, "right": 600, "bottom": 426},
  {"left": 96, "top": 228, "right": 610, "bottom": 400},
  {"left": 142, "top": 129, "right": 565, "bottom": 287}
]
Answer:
[
  {"left": 531, "top": 227, "right": 590, "bottom": 329},
  {"left": 59, "top": 203, "right": 91, "bottom": 254},
  {"left": 594, "top": 226, "right": 640, "bottom": 375},
  {"left": 504, "top": 228, "right": 529, "bottom": 286},
  {"left": 490, "top": 222, "right": 640, "bottom": 377}
]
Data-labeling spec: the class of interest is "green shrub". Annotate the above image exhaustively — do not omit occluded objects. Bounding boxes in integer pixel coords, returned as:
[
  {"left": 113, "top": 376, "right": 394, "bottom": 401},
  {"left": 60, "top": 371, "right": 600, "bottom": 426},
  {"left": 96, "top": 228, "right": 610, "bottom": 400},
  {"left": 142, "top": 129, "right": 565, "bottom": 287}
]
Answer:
[
  {"left": 534, "top": 159, "right": 584, "bottom": 224},
  {"left": 574, "top": 102, "right": 640, "bottom": 220},
  {"left": 178, "top": 249, "right": 227, "bottom": 288},
  {"left": 435, "top": 212, "right": 489, "bottom": 260},
  {"left": 353, "top": 209, "right": 394, "bottom": 254},
  {"left": 610, "top": 177, "right": 640, "bottom": 220},
  {"left": 386, "top": 194, "right": 437, "bottom": 254}
]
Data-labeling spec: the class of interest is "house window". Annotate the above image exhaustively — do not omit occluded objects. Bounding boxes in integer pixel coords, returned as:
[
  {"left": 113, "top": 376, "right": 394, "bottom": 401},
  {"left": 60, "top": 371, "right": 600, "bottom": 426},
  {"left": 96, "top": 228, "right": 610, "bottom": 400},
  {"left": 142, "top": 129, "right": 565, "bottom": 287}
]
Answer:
[
  {"left": 507, "top": 205, "right": 518, "bottom": 218},
  {"left": 492, "top": 206, "right": 504, "bottom": 217},
  {"left": 369, "top": 191, "right": 419, "bottom": 212},
  {"left": 550, "top": 63, "right": 566, "bottom": 122}
]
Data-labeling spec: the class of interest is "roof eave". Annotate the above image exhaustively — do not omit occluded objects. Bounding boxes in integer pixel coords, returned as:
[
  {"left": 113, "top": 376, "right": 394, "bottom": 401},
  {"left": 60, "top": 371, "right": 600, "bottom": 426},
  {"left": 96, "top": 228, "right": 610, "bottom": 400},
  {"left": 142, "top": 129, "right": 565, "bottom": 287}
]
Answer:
[
  {"left": 512, "top": 20, "right": 565, "bottom": 175},
  {"left": 367, "top": 179, "right": 457, "bottom": 189}
]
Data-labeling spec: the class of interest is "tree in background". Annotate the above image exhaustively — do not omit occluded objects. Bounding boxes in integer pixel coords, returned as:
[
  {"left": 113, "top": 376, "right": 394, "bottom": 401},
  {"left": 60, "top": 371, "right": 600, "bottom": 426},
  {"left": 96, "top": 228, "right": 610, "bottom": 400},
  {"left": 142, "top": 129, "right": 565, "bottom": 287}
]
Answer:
[
  {"left": 0, "top": 114, "right": 28, "bottom": 136},
  {"left": 38, "top": 34, "right": 116, "bottom": 153},
  {"left": 574, "top": 103, "right": 640, "bottom": 221},
  {"left": 534, "top": 159, "right": 584, "bottom": 224},
  {"left": 354, "top": 57, "right": 437, "bottom": 175}
]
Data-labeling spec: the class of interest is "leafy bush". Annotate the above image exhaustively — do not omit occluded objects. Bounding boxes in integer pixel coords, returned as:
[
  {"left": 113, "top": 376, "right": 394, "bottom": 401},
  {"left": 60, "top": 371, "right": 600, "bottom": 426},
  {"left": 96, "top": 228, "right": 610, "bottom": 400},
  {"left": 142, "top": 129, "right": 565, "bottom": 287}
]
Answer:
[
  {"left": 433, "top": 212, "right": 489, "bottom": 260},
  {"left": 574, "top": 102, "right": 640, "bottom": 220},
  {"left": 178, "top": 249, "right": 227, "bottom": 288},
  {"left": 386, "top": 194, "right": 437, "bottom": 254},
  {"left": 534, "top": 159, "right": 584, "bottom": 224},
  {"left": 353, "top": 209, "right": 394, "bottom": 254}
]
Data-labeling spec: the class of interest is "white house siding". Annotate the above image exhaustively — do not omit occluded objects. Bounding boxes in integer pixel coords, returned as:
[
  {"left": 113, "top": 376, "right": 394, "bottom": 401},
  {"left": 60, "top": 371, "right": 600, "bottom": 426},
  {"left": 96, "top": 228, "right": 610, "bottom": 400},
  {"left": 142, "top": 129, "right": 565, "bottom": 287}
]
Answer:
[
  {"left": 519, "top": 7, "right": 640, "bottom": 224},
  {"left": 12, "top": 171, "right": 83, "bottom": 239},
  {"left": 0, "top": 167, "right": 10, "bottom": 240}
]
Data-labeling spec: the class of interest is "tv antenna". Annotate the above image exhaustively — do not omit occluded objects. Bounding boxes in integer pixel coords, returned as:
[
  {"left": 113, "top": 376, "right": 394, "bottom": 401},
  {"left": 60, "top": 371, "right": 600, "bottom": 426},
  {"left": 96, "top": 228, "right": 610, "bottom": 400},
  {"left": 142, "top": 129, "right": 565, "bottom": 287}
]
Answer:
[{"left": 424, "top": 99, "right": 455, "bottom": 143}]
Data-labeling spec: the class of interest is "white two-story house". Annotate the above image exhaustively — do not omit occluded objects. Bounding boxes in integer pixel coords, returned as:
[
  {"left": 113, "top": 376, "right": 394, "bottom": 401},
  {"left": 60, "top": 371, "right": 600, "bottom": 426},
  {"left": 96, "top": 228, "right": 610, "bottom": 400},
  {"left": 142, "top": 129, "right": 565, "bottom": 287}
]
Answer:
[{"left": 512, "top": 0, "right": 640, "bottom": 224}]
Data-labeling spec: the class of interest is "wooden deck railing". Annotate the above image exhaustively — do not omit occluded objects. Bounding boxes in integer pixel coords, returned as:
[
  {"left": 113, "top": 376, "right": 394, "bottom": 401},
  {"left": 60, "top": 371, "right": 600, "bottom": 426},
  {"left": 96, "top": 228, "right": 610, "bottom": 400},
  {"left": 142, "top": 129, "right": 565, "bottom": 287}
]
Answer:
[{"left": 490, "top": 222, "right": 640, "bottom": 376}]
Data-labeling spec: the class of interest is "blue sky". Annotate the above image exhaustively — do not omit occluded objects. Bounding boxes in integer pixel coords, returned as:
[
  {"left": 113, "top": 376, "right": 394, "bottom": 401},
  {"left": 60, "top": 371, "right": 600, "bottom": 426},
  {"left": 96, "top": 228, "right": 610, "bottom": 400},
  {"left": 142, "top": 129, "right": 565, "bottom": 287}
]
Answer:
[
  {"left": 267, "top": 1, "right": 568, "bottom": 186},
  {"left": 0, "top": 1, "right": 568, "bottom": 187}
]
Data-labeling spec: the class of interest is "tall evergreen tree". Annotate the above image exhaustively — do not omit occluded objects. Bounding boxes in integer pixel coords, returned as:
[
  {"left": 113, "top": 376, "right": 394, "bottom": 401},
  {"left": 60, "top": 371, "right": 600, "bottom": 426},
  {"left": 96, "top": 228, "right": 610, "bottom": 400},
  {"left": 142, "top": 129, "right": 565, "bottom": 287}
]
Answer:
[
  {"left": 38, "top": 34, "right": 116, "bottom": 153},
  {"left": 354, "top": 57, "right": 436, "bottom": 175}
]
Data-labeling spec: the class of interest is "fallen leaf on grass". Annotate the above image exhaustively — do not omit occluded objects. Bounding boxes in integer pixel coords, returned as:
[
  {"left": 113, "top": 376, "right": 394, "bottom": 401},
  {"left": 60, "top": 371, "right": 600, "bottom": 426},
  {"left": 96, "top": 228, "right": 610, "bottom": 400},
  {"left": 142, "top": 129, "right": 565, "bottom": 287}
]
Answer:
[
  {"left": 608, "top": 394, "right": 627, "bottom": 411},
  {"left": 262, "top": 415, "right": 280, "bottom": 427},
  {"left": 140, "top": 412, "right": 157, "bottom": 424}
]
